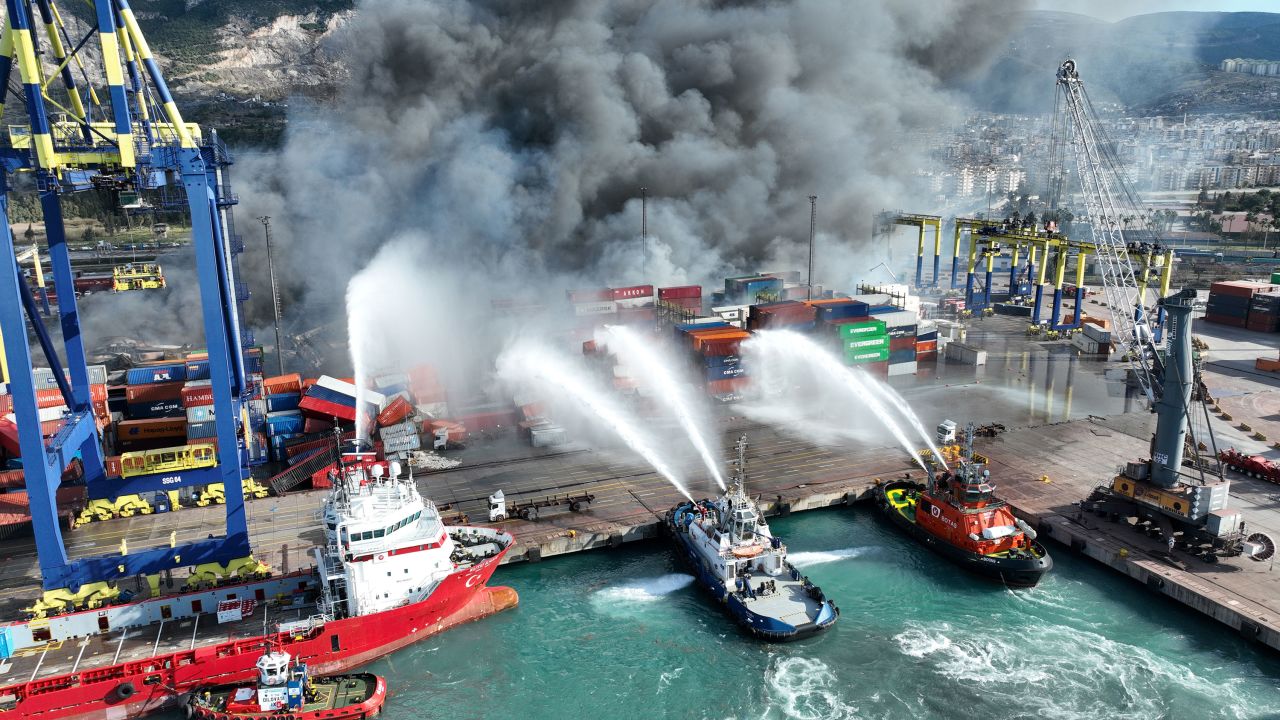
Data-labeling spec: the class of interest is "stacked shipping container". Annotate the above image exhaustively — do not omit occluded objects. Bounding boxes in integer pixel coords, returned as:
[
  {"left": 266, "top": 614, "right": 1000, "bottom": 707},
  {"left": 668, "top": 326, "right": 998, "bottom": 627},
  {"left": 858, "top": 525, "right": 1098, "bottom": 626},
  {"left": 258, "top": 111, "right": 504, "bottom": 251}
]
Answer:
[
  {"left": 1247, "top": 292, "right": 1280, "bottom": 333},
  {"left": 674, "top": 322, "right": 751, "bottom": 398},
  {"left": 1205, "top": 281, "right": 1279, "bottom": 328}
]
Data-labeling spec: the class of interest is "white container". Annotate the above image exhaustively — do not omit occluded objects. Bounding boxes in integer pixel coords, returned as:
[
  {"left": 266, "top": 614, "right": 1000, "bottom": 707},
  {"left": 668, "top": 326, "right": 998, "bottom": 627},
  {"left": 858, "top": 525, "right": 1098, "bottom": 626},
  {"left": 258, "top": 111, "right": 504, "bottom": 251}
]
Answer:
[
  {"left": 875, "top": 310, "right": 919, "bottom": 328},
  {"left": 1071, "top": 333, "right": 1104, "bottom": 354},
  {"left": 531, "top": 425, "right": 568, "bottom": 447},
  {"left": 574, "top": 300, "right": 617, "bottom": 316},
  {"left": 416, "top": 402, "right": 449, "bottom": 419},
  {"left": 1082, "top": 322, "right": 1111, "bottom": 344},
  {"left": 887, "top": 361, "right": 918, "bottom": 376},
  {"left": 187, "top": 405, "right": 216, "bottom": 423},
  {"left": 316, "top": 375, "right": 387, "bottom": 408},
  {"left": 946, "top": 343, "right": 987, "bottom": 365},
  {"left": 33, "top": 365, "right": 109, "bottom": 387},
  {"left": 38, "top": 405, "right": 68, "bottom": 422}
]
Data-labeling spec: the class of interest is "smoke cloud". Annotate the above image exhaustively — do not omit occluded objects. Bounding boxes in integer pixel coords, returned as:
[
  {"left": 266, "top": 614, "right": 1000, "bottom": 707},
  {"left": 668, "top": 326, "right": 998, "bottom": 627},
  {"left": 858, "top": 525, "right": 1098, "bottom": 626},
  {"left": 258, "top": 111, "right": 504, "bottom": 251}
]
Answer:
[{"left": 231, "top": 0, "right": 1027, "bottom": 341}]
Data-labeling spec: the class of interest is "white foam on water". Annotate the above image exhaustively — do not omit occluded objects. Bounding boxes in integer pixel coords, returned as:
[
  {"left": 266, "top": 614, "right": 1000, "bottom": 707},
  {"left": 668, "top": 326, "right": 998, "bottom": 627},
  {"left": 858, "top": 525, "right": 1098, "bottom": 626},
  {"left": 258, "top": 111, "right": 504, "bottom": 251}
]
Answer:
[
  {"left": 594, "top": 574, "right": 695, "bottom": 604},
  {"left": 765, "top": 657, "right": 859, "bottom": 720},
  {"left": 657, "top": 666, "right": 684, "bottom": 693},
  {"left": 787, "top": 546, "right": 877, "bottom": 568},
  {"left": 892, "top": 620, "right": 1265, "bottom": 720}
]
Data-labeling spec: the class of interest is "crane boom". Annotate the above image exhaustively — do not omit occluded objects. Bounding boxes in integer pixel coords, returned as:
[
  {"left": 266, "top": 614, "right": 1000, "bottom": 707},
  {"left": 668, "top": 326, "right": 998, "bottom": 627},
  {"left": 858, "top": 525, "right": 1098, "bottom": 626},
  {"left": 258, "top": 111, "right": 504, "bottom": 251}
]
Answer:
[{"left": 1055, "top": 59, "right": 1160, "bottom": 403}]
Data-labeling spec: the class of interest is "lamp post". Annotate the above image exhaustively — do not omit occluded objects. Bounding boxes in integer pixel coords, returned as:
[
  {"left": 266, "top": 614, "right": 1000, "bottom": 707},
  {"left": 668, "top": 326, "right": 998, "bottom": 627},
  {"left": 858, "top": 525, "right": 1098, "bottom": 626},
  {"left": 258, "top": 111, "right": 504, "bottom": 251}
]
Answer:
[{"left": 258, "top": 216, "right": 285, "bottom": 376}]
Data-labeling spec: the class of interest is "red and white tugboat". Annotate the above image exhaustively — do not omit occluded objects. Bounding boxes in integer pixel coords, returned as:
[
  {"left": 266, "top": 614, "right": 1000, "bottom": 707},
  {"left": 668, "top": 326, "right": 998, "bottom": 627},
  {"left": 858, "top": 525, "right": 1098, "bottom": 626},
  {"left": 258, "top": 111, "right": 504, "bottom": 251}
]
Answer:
[
  {"left": 875, "top": 423, "right": 1052, "bottom": 588},
  {"left": 186, "top": 645, "right": 386, "bottom": 719},
  {"left": 0, "top": 440, "right": 514, "bottom": 719}
]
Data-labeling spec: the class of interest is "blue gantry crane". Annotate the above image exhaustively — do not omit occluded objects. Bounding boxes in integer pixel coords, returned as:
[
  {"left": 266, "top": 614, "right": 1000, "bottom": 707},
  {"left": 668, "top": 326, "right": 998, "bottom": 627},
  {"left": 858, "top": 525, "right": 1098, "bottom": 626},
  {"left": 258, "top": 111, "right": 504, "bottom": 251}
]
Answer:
[{"left": 0, "top": 0, "right": 255, "bottom": 595}]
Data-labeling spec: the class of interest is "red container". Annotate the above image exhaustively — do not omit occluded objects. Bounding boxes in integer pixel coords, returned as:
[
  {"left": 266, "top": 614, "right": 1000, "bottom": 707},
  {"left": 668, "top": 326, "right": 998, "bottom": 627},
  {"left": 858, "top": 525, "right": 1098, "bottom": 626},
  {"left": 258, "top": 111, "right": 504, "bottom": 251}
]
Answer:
[
  {"left": 567, "top": 288, "right": 612, "bottom": 303},
  {"left": 429, "top": 420, "right": 469, "bottom": 443},
  {"left": 455, "top": 410, "right": 515, "bottom": 433},
  {"left": 125, "top": 381, "right": 184, "bottom": 403},
  {"left": 702, "top": 338, "right": 745, "bottom": 356},
  {"left": 1210, "top": 281, "right": 1277, "bottom": 298},
  {"left": 0, "top": 418, "right": 18, "bottom": 456},
  {"left": 0, "top": 469, "right": 23, "bottom": 489},
  {"left": 181, "top": 384, "right": 214, "bottom": 407},
  {"left": 263, "top": 373, "right": 304, "bottom": 395},
  {"left": 611, "top": 285, "right": 654, "bottom": 301},
  {"left": 303, "top": 417, "right": 335, "bottom": 434},
  {"left": 915, "top": 340, "right": 938, "bottom": 353},
  {"left": 658, "top": 285, "right": 701, "bottom": 300},
  {"left": 117, "top": 417, "right": 188, "bottom": 440},
  {"left": 40, "top": 419, "right": 65, "bottom": 437},
  {"left": 889, "top": 337, "right": 915, "bottom": 352},
  {"left": 376, "top": 396, "right": 414, "bottom": 427},
  {"left": 863, "top": 361, "right": 890, "bottom": 376},
  {"left": 916, "top": 351, "right": 938, "bottom": 362},
  {"left": 706, "top": 377, "right": 749, "bottom": 396},
  {"left": 1204, "top": 313, "right": 1248, "bottom": 328},
  {"left": 104, "top": 455, "right": 123, "bottom": 479}
]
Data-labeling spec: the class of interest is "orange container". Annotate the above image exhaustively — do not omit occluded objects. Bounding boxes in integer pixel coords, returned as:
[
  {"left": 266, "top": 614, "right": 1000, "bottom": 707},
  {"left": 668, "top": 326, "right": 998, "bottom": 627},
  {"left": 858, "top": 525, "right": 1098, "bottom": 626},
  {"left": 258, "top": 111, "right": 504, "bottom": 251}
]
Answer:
[{"left": 264, "top": 373, "right": 304, "bottom": 395}]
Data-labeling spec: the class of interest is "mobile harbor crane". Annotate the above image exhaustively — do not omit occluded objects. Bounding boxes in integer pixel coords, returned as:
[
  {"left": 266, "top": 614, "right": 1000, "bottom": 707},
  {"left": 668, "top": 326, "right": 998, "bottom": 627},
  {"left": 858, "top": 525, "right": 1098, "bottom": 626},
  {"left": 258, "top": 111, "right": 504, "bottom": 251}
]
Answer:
[{"left": 1055, "top": 60, "right": 1274, "bottom": 562}]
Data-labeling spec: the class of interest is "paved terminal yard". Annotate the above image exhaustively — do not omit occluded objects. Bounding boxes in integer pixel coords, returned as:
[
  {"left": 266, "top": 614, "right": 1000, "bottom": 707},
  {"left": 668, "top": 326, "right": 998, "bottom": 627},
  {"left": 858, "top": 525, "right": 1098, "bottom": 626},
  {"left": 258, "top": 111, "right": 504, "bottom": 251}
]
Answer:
[{"left": 1, "top": 317, "right": 1279, "bottom": 653}]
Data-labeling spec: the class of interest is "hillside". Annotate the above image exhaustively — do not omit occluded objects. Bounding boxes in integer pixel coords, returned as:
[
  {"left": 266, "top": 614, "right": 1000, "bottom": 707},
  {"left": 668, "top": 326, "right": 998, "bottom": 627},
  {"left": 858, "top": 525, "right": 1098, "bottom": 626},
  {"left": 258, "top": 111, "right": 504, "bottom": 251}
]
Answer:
[{"left": 964, "top": 10, "right": 1280, "bottom": 115}]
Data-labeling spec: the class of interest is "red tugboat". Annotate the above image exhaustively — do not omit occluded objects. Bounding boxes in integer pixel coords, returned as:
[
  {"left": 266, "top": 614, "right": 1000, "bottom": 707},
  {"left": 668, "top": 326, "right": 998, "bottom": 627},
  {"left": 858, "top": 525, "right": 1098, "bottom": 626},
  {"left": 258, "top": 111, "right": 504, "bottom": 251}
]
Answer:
[
  {"left": 187, "top": 646, "right": 385, "bottom": 719},
  {"left": 875, "top": 422, "right": 1052, "bottom": 588}
]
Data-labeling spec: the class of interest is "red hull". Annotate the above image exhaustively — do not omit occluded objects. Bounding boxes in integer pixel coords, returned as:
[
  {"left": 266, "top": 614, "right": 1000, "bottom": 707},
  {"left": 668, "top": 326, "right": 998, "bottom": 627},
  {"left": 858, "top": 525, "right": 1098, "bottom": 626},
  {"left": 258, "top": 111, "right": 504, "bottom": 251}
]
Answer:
[{"left": 1, "top": 549, "right": 516, "bottom": 720}]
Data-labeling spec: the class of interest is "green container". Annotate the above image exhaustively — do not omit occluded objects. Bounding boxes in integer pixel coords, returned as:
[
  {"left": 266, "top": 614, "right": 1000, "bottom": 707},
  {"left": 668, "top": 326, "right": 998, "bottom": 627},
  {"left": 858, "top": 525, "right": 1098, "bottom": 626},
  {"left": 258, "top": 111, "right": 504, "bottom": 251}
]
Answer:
[
  {"left": 844, "top": 335, "right": 889, "bottom": 352},
  {"left": 1271, "top": 270, "right": 1280, "bottom": 284},
  {"left": 838, "top": 319, "right": 887, "bottom": 339},
  {"left": 844, "top": 348, "right": 891, "bottom": 364}
]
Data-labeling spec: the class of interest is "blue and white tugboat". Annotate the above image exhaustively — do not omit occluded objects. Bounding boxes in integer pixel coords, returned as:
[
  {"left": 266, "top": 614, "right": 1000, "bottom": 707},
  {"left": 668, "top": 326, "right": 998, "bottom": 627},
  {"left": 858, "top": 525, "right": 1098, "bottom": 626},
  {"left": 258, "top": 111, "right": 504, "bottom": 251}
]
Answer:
[{"left": 664, "top": 436, "right": 839, "bottom": 641}]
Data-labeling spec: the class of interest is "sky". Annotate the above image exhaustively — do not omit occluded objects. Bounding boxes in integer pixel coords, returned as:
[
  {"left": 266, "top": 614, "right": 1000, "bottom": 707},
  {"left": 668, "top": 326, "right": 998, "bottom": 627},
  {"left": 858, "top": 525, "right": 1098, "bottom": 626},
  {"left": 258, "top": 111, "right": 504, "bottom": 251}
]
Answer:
[{"left": 1038, "top": 0, "right": 1278, "bottom": 21}]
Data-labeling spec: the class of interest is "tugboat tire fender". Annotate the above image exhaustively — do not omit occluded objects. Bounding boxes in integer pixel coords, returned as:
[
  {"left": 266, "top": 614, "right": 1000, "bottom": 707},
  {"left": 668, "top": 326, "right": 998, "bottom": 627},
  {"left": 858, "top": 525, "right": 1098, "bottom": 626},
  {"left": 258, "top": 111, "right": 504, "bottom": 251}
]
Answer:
[{"left": 113, "top": 681, "right": 136, "bottom": 701}]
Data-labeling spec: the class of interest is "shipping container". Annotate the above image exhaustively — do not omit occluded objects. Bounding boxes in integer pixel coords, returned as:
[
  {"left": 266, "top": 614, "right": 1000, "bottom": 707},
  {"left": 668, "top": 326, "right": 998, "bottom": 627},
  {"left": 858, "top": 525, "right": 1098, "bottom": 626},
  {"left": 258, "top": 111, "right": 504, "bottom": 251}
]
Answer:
[
  {"left": 887, "top": 361, "right": 918, "bottom": 377},
  {"left": 889, "top": 336, "right": 915, "bottom": 352},
  {"left": 126, "top": 399, "right": 184, "bottom": 419},
  {"left": 834, "top": 318, "right": 886, "bottom": 338},
  {"left": 845, "top": 336, "right": 889, "bottom": 352},
  {"left": 612, "top": 284, "right": 654, "bottom": 301},
  {"left": 567, "top": 288, "right": 613, "bottom": 304},
  {"left": 1203, "top": 313, "right": 1248, "bottom": 328},
  {"left": 185, "top": 421, "right": 218, "bottom": 441},
  {"left": 186, "top": 405, "right": 216, "bottom": 424},
  {"left": 705, "top": 377, "right": 749, "bottom": 397},
  {"left": 117, "top": 417, "right": 188, "bottom": 440},
  {"left": 705, "top": 364, "right": 747, "bottom": 381},
  {"left": 180, "top": 381, "right": 214, "bottom": 408},
  {"left": 573, "top": 300, "right": 618, "bottom": 316},
  {"left": 915, "top": 340, "right": 938, "bottom": 354},
  {"left": 184, "top": 359, "right": 211, "bottom": 381},
  {"left": 945, "top": 343, "right": 987, "bottom": 365},
  {"left": 263, "top": 373, "right": 304, "bottom": 395},
  {"left": 31, "top": 365, "right": 109, "bottom": 388},
  {"left": 844, "top": 348, "right": 890, "bottom": 364},
  {"left": 875, "top": 310, "right": 918, "bottom": 328},
  {"left": 887, "top": 324, "right": 918, "bottom": 339},
  {"left": 376, "top": 396, "right": 415, "bottom": 427},
  {"left": 888, "top": 348, "right": 916, "bottom": 364},
  {"left": 124, "top": 381, "right": 183, "bottom": 404},
  {"left": 265, "top": 393, "right": 302, "bottom": 413},
  {"left": 1209, "top": 281, "right": 1277, "bottom": 298},
  {"left": 658, "top": 285, "right": 702, "bottom": 300},
  {"left": 1082, "top": 322, "right": 1112, "bottom": 344},
  {"left": 813, "top": 300, "right": 869, "bottom": 323},
  {"left": 126, "top": 363, "right": 187, "bottom": 386}
]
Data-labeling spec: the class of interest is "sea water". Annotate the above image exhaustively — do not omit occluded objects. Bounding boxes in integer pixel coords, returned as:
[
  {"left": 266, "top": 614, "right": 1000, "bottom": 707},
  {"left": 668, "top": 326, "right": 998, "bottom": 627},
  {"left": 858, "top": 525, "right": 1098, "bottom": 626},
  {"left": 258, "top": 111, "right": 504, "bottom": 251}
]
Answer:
[{"left": 368, "top": 510, "right": 1280, "bottom": 720}]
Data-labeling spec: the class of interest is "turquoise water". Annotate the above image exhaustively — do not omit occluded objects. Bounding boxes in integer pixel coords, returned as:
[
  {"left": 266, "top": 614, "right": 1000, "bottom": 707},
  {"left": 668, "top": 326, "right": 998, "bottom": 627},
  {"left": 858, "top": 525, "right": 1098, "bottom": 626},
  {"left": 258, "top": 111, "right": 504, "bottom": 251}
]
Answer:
[{"left": 363, "top": 509, "right": 1280, "bottom": 720}]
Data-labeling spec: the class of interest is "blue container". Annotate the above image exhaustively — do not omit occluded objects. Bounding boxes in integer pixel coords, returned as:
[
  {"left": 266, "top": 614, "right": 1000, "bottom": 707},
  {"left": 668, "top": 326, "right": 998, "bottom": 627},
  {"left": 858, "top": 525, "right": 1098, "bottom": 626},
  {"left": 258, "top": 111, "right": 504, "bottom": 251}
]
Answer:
[
  {"left": 187, "top": 421, "right": 217, "bottom": 439},
  {"left": 243, "top": 353, "right": 264, "bottom": 374},
  {"left": 917, "top": 330, "right": 938, "bottom": 342},
  {"left": 127, "top": 399, "right": 184, "bottom": 419},
  {"left": 705, "top": 364, "right": 747, "bottom": 381},
  {"left": 127, "top": 364, "right": 187, "bottom": 385},
  {"left": 867, "top": 304, "right": 898, "bottom": 315},
  {"left": 266, "top": 393, "right": 302, "bottom": 412},
  {"left": 1014, "top": 282, "right": 1033, "bottom": 296},
  {"left": 674, "top": 321, "right": 730, "bottom": 339},
  {"left": 266, "top": 411, "right": 304, "bottom": 436},
  {"left": 889, "top": 348, "right": 917, "bottom": 364},
  {"left": 184, "top": 359, "right": 210, "bottom": 381},
  {"left": 815, "top": 301, "right": 868, "bottom": 323},
  {"left": 704, "top": 355, "right": 741, "bottom": 368},
  {"left": 888, "top": 325, "right": 918, "bottom": 339}
]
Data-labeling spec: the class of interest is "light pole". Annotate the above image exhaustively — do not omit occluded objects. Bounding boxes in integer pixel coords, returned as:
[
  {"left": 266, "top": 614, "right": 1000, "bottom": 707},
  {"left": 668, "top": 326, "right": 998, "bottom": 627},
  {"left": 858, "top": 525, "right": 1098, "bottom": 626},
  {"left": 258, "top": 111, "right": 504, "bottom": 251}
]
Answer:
[
  {"left": 808, "top": 195, "right": 818, "bottom": 300},
  {"left": 258, "top": 216, "right": 285, "bottom": 376},
  {"left": 640, "top": 187, "right": 648, "bottom": 280}
]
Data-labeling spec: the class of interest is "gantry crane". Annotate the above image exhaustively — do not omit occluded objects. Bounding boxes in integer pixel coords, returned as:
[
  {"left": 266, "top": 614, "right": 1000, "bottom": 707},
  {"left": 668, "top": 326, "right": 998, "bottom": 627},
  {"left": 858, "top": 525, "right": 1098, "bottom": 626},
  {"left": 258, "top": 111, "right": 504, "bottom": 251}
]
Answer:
[{"left": 0, "top": 0, "right": 254, "bottom": 595}]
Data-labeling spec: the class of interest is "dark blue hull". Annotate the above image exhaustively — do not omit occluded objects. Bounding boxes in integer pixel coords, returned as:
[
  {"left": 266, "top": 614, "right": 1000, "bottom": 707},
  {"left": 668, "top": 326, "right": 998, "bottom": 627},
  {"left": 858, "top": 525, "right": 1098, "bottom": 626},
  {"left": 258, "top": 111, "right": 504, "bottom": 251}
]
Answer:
[{"left": 663, "top": 512, "right": 838, "bottom": 642}]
